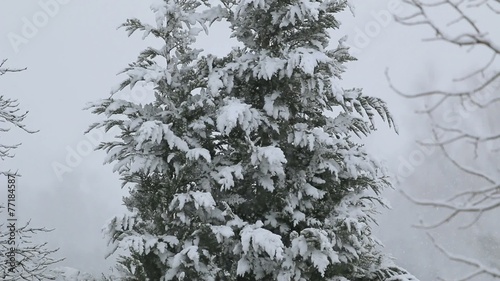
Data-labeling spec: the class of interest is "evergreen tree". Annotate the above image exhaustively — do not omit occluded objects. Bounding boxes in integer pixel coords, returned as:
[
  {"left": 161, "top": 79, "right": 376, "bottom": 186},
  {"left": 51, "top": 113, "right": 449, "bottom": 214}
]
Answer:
[{"left": 88, "top": 0, "right": 419, "bottom": 280}]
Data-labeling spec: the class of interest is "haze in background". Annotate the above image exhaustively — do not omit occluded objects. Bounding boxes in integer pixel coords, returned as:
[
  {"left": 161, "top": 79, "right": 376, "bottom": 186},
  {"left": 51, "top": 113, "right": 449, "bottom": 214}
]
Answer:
[{"left": 1, "top": 1, "right": 487, "bottom": 279}]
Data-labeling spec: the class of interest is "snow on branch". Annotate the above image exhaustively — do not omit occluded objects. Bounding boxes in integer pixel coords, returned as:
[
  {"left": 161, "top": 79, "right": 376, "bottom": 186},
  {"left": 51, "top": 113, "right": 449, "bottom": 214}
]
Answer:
[
  {"left": 0, "top": 59, "right": 37, "bottom": 161},
  {"left": 391, "top": 0, "right": 500, "bottom": 279},
  {"left": 0, "top": 218, "right": 63, "bottom": 280},
  {"left": 390, "top": 0, "right": 500, "bottom": 218},
  {"left": 428, "top": 234, "right": 500, "bottom": 281},
  {"left": 391, "top": 0, "right": 500, "bottom": 110}
]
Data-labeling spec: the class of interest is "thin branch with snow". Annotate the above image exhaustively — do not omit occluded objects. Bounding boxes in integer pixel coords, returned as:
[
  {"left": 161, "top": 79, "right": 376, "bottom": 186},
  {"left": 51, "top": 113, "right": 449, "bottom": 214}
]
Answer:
[
  {"left": 0, "top": 59, "right": 37, "bottom": 160},
  {"left": 428, "top": 234, "right": 500, "bottom": 281},
  {"left": 391, "top": 0, "right": 500, "bottom": 279}
]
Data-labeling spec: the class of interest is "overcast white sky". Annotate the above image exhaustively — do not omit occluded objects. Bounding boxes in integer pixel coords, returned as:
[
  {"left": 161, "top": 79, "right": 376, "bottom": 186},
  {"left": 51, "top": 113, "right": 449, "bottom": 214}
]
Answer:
[{"left": 0, "top": 0, "right": 495, "bottom": 279}]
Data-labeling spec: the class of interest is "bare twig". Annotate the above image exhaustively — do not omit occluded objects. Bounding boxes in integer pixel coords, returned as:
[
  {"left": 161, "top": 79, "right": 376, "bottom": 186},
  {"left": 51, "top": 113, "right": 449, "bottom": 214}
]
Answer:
[
  {"left": 391, "top": 1, "right": 500, "bottom": 279},
  {"left": 428, "top": 233, "right": 500, "bottom": 281},
  {"left": 0, "top": 59, "right": 38, "bottom": 160}
]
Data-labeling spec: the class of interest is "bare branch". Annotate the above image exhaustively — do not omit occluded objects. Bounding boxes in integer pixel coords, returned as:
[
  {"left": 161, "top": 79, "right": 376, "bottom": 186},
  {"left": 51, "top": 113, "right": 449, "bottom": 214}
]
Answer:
[
  {"left": 391, "top": 0, "right": 500, "bottom": 278},
  {"left": 453, "top": 53, "right": 497, "bottom": 81},
  {"left": 0, "top": 59, "right": 26, "bottom": 75},
  {"left": 428, "top": 233, "right": 500, "bottom": 280},
  {"left": 0, "top": 59, "right": 38, "bottom": 161},
  {"left": 0, "top": 214, "right": 63, "bottom": 280}
]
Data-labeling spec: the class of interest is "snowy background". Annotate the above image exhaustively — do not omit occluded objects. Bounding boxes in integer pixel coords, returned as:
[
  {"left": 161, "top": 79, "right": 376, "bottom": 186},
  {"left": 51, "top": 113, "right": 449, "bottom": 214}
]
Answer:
[{"left": 0, "top": 0, "right": 497, "bottom": 279}]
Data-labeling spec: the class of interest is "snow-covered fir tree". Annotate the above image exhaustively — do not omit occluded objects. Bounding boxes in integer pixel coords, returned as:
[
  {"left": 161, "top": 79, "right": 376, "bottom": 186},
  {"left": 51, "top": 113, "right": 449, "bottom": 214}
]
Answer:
[{"left": 88, "top": 0, "right": 419, "bottom": 280}]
